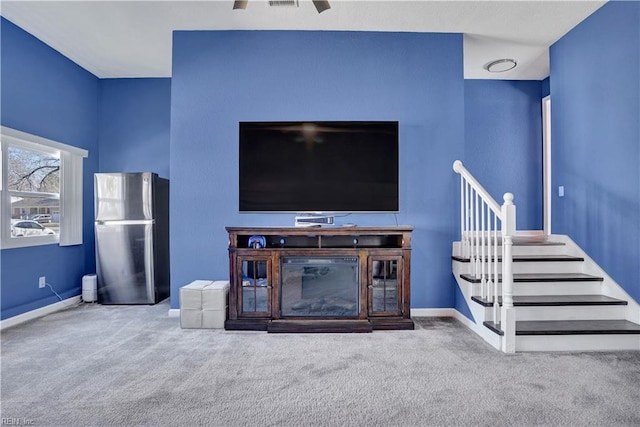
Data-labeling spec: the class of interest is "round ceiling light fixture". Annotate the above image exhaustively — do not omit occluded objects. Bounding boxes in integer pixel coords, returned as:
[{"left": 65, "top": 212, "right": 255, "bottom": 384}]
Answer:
[{"left": 485, "top": 59, "right": 517, "bottom": 73}]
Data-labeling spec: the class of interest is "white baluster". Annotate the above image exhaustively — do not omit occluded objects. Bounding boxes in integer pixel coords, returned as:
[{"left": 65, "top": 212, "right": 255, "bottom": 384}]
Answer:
[
  {"left": 462, "top": 181, "right": 466, "bottom": 259},
  {"left": 475, "top": 191, "right": 480, "bottom": 279},
  {"left": 480, "top": 200, "right": 486, "bottom": 299},
  {"left": 460, "top": 174, "right": 464, "bottom": 258},
  {"left": 486, "top": 208, "right": 493, "bottom": 302},
  {"left": 470, "top": 187, "right": 476, "bottom": 276},
  {"left": 466, "top": 181, "right": 471, "bottom": 260},
  {"left": 493, "top": 213, "right": 499, "bottom": 325}
]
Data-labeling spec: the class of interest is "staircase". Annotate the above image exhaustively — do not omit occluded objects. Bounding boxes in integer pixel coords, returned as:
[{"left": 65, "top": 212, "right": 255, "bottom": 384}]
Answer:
[
  {"left": 452, "top": 160, "right": 640, "bottom": 352},
  {"left": 452, "top": 236, "right": 640, "bottom": 352}
]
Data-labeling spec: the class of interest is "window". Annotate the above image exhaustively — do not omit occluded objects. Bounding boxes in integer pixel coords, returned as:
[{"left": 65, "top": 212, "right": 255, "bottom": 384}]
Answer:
[{"left": 1, "top": 127, "right": 88, "bottom": 249}]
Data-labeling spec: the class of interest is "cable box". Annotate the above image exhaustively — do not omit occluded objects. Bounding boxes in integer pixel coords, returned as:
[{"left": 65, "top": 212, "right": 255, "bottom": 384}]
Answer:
[{"left": 294, "top": 215, "right": 334, "bottom": 227}]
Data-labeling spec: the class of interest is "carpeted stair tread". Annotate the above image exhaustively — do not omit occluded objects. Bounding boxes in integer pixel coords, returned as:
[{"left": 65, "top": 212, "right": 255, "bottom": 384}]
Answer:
[
  {"left": 483, "top": 319, "right": 640, "bottom": 336},
  {"left": 471, "top": 294, "right": 628, "bottom": 307},
  {"left": 452, "top": 254, "right": 584, "bottom": 263},
  {"left": 460, "top": 272, "right": 603, "bottom": 283}
]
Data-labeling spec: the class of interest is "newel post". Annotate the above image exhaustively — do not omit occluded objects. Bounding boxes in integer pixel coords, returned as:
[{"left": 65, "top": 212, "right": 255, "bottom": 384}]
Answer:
[{"left": 501, "top": 193, "right": 516, "bottom": 353}]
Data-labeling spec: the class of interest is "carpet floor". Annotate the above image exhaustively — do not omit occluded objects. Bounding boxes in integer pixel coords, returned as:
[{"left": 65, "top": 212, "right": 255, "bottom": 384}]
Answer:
[{"left": 1, "top": 301, "right": 639, "bottom": 426}]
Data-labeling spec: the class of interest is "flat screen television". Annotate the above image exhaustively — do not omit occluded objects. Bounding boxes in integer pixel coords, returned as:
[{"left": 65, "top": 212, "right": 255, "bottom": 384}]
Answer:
[{"left": 239, "top": 121, "right": 399, "bottom": 212}]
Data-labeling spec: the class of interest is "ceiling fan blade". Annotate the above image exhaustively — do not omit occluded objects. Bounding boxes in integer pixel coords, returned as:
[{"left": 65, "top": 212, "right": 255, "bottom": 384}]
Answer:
[
  {"left": 233, "top": 0, "right": 248, "bottom": 10},
  {"left": 312, "top": 0, "right": 330, "bottom": 13}
]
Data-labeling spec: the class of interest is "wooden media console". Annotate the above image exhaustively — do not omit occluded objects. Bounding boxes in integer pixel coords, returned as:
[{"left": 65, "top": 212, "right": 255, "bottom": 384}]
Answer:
[{"left": 225, "top": 226, "right": 414, "bottom": 332}]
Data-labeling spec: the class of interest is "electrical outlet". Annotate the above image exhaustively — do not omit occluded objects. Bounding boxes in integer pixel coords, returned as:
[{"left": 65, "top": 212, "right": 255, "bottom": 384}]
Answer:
[{"left": 39, "top": 276, "right": 46, "bottom": 288}]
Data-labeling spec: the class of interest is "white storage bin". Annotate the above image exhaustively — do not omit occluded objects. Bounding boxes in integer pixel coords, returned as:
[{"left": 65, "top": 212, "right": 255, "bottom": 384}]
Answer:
[
  {"left": 82, "top": 274, "right": 97, "bottom": 303},
  {"left": 180, "top": 280, "right": 228, "bottom": 329},
  {"left": 179, "top": 280, "right": 212, "bottom": 310},
  {"left": 202, "top": 281, "right": 229, "bottom": 311},
  {"left": 202, "top": 309, "right": 227, "bottom": 329},
  {"left": 180, "top": 308, "right": 203, "bottom": 329}
]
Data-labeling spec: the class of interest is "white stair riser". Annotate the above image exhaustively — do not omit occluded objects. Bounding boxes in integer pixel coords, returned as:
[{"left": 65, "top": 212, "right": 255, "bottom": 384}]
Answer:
[
  {"left": 510, "top": 245, "right": 568, "bottom": 257},
  {"left": 475, "top": 281, "right": 603, "bottom": 296},
  {"left": 515, "top": 305, "right": 626, "bottom": 321},
  {"left": 513, "top": 281, "right": 602, "bottom": 296},
  {"left": 478, "top": 306, "right": 500, "bottom": 322},
  {"left": 464, "top": 261, "right": 584, "bottom": 275},
  {"left": 458, "top": 243, "right": 568, "bottom": 257},
  {"left": 513, "top": 262, "right": 582, "bottom": 274},
  {"left": 516, "top": 334, "right": 640, "bottom": 352},
  {"left": 475, "top": 304, "right": 626, "bottom": 322}
]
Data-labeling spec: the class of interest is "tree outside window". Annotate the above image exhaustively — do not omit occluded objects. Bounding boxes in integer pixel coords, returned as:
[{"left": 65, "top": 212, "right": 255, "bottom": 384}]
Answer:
[{"left": 7, "top": 146, "right": 60, "bottom": 236}]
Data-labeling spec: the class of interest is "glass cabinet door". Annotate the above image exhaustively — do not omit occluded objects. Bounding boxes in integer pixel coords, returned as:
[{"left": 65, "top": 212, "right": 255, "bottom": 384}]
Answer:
[
  {"left": 238, "top": 256, "right": 272, "bottom": 317},
  {"left": 367, "top": 256, "right": 402, "bottom": 316}
]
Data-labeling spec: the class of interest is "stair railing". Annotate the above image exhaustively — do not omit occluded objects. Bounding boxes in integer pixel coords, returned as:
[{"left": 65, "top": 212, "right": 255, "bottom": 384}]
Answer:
[{"left": 453, "top": 160, "right": 516, "bottom": 353}]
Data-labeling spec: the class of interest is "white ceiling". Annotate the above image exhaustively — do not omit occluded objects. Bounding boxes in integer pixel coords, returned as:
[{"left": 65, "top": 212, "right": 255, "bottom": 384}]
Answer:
[{"left": 0, "top": 0, "right": 607, "bottom": 80}]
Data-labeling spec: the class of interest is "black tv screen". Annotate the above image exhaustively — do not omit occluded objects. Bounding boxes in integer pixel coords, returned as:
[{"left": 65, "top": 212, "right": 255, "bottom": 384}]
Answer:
[{"left": 239, "top": 121, "right": 399, "bottom": 212}]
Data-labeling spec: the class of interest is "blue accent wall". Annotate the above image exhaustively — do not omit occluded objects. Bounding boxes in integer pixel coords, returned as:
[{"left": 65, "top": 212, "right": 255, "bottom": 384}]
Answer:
[
  {"left": 1, "top": 18, "right": 100, "bottom": 319},
  {"left": 170, "top": 31, "right": 465, "bottom": 310},
  {"left": 550, "top": 1, "right": 640, "bottom": 303},
  {"left": 542, "top": 77, "right": 550, "bottom": 98},
  {"left": 464, "top": 80, "right": 544, "bottom": 231},
  {"left": 99, "top": 78, "right": 171, "bottom": 178}
]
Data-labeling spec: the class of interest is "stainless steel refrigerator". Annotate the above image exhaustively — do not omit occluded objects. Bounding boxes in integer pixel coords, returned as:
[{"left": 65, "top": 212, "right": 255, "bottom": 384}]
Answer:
[{"left": 94, "top": 172, "right": 170, "bottom": 304}]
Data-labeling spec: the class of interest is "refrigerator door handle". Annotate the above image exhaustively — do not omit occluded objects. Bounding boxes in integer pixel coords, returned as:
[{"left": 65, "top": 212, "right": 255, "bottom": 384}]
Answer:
[
  {"left": 144, "top": 224, "right": 155, "bottom": 300},
  {"left": 95, "top": 219, "right": 155, "bottom": 226}
]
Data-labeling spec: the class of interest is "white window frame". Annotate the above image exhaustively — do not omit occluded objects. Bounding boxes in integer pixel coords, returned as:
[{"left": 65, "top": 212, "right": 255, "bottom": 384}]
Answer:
[{"left": 1, "top": 126, "right": 88, "bottom": 249}]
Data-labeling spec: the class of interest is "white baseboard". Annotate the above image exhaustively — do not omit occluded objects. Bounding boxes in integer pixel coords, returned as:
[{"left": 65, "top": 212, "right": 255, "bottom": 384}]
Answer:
[
  {"left": 168, "top": 308, "right": 180, "bottom": 318},
  {"left": 450, "top": 310, "right": 477, "bottom": 329},
  {"left": 410, "top": 308, "right": 456, "bottom": 318},
  {"left": 0, "top": 296, "right": 82, "bottom": 331}
]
